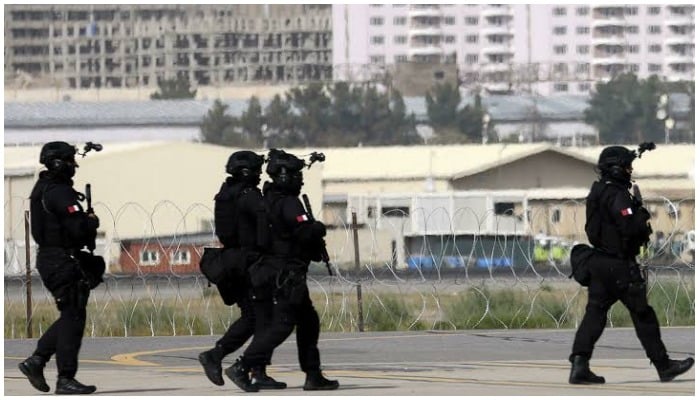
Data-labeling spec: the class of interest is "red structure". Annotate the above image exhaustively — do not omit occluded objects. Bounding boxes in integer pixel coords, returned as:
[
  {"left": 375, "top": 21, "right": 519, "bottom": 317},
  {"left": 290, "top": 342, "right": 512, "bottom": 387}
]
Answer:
[{"left": 117, "top": 232, "right": 218, "bottom": 275}]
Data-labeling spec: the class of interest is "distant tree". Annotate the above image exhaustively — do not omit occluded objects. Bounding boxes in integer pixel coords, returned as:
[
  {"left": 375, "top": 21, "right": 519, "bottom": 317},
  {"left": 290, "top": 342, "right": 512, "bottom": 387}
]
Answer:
[
  {"left": 239, "top": 96, "right": 264, "bottom": 146},
  {"left": 426, "top": 82, "right": 461, "bottom": 129},
  {"left": 288, "top": 83, "right": 332, "bottom": 146},
  {"left": 329, "top": 81, "right": 363, "bottom": 134},
  {"left": 456, "top": 93, "right": 486, "bottom": 143},
  {"left": 387, "top": 88, "right": 419, "bottom": 145},
  {"left": 358, "top": 85, "right": 393, "bottom": 145},
  {"left": 150, "top": 76, "right": 197, "bottom": 99},
  {"left": 585, "top": 73, "right": 670, "bottom": 144},
  {"left": 200, "top": 99, "right": 233, "bottom": 144},
  {"left": 263, "top": 94, "right": 301, "bottom": 147}
]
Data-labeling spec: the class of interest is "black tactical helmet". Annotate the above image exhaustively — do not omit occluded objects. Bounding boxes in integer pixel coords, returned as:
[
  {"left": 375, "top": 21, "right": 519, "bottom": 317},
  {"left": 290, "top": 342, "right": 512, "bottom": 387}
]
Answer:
[
  {"left": 265, "top": 149, "right": 305, "bottom": 192},
  {"left": 39, "top": 141, "right": 77, "bottom": 169},
  {"left": 225, "top": 150, "right": 264, "bottom": 176},
  {"left": 597, "top": 145, "right": 636, "bottom": 182},
  {"left": 597, "top": 146, "right": 636, "bottom": 169},
  {"left": 265, "top": 149, "right": 305, "bottom": 177}
]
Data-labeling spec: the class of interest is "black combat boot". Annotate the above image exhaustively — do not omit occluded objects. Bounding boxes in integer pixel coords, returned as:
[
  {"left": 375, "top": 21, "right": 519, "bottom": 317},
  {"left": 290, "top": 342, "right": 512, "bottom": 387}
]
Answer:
[
  {"left": 55, "top": 377, "right": 97, "bottom": 395},
  {"left": 655, "top": 357, "right": 694, "bottom": 382},
  {"left": 251, "top": 366, "right": 287, "bottom": 389},
  {"left": 198, "top": 346, "right": 225, "bottom": 386},
  {"left": 303, "top": 369, "right": 339, "bottom": 391},
  {"left": 18, "top": 355, "right": 50, "bottom": 393},
  {"left": 568, "top": 355, "right": 605, "bottom": 384},
  {"left": 224, "top": 358, "right": 259, "bottom": 392}
]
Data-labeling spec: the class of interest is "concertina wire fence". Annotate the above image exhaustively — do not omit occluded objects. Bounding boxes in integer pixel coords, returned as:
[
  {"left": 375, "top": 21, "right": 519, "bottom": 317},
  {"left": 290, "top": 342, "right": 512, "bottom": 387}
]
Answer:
[{"left": 4, "top": 194, "right": 695, "bottom": 339}]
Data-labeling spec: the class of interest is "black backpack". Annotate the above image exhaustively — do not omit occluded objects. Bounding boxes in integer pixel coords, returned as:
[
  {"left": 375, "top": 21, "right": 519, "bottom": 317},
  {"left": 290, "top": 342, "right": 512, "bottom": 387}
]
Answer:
[
  {"left": 584, "top": 181, "right": 611, "bottom": 249},
  {"left": 200, "top": 184, "right": 251, "bottom": 305},
  {"left": 568, "top": 244, "right": 596, "bottom": 286}
]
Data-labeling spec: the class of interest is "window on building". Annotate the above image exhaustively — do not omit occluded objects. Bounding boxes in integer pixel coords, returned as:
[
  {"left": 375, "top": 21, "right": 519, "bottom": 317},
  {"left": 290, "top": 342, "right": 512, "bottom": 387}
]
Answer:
[
  {"left": 648, "top": 25, "right": 661, "bottom": 34},
  {"left": 625, "top": 6, "right": 638, "bottom": 16},
  {"left": 648, "top": 44, "right": 662, "bottom": 53},
  {"left": 627, "top": 26, "right": 639, "bottom": 34},
  {"left": 647, "top": 6, "right": 660, "bottom": 15},
  {"left": 370, "top": 4, "right": 383, "bottom": 7},
  {"left": 393, "top": 16, "right": 406, "bottom": 25},
  {"left": 648, "top": 63, "right": 662, "bottom": 72},
  {"left": 494, "top": 202, "right": 515, "bottom": 216},
  {"left": 369, "top": 17, "right": 384, "bottom": 26},
  {"left": 553, "top": 7, "right": 567, "bottom": 16},
  {"left": 465, "top": 54, "right": 479, "bottom": 64},
  {"left": 465, "top": 16, "right": 479, "bottom": 25},
  {"left": 394, "top": 35, "right": 407, "bottom": 44},
  {"left": 578, "top": 82, "right": 591, "bottom": 92},
  {"left": 554, "top": 45, "right": 567, "bottom": 55},
  {"left": 367, "top": 206, "right": 376, "bottom": 218},
  {"left": 576, "top": 6, "right": 589, "bottom": 16},
  {"left": 576, "top": 26, "right": 590, "bottom": 35},
  {"left": 394, "top": 54, "right": 408, "bottom": 63},
  {"left": 553, "top": 83, "right": 569, "bottom": 92},
  {"left": 554, "top": 26, "right": 567, "bottom": 35},
  {"left": 554, "top": 63, "right": 568, "bottom": 73},
  {"left": 577, "top": 45, "right": 589, "bottom": 54},
  {"left": 551, "top": 208, "right": 561, "bottom": 223},
  {"left": 444, "top": 35, "right": 455, "bottom": 44},
  {"left": 466, "top": 34, "right": 479, "bottom": 43},
  {"left": 371, "top": 35, "right": 385, "bottom": 45},
  {"left": 382, "top": 207, "right": 410, "bottom": 217},
  {"left": 444, "top": 16, "right": 455, "bottom": 25},
  {"left": 171, "top": 249, "right": 191, "bottom": 265},
  {"left": 629, "top": 64, "right": 640, "bottom": 73},
  {"left": 370, "top": 55, "right": 385, "bottom": 64},
  {"left": 576, "top": 63, "right": 590, "bottom": 74},
  {"left": 139, "top": 249, "right": 159, "bottom": 266},
  {"left": 628, "top": 44, "right": 639, "bottom": 53}
]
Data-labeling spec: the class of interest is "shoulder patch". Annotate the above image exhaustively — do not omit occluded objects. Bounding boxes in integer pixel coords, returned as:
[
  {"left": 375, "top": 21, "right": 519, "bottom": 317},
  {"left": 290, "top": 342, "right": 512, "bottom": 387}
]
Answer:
[{"left": 620, "top": 207, "right": 633, "bottom": 216}]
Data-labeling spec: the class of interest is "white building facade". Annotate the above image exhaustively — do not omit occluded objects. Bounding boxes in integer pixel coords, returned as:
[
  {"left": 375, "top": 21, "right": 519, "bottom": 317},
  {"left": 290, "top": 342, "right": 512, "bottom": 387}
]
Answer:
[{"left": 332, "top": 4, "right": 695, "bottom": 95}]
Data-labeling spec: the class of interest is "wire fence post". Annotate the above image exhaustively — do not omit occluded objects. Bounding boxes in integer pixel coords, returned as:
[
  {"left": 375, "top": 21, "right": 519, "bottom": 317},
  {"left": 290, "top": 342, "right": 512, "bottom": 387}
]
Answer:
[
  {"left": 351, "top": 211, "right": 364, "bottom": 332},
  {"left": 24, "top": 210, "right": 33, "bottom": 338}
]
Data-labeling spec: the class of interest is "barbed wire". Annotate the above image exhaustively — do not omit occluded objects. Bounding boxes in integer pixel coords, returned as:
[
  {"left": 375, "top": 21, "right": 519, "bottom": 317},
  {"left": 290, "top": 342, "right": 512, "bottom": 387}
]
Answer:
[{"left": 4, "top": 198, "right": 694, "bottom": 338}]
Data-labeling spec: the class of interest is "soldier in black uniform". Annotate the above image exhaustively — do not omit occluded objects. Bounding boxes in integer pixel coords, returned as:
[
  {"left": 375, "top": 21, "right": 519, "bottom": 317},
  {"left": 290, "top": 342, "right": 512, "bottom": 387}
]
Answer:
[
  {"left": 18, "top": 142, "right": 100, "bottom": 395},
  {"left": 227, "top": 149, "right": 339, "bottom": 392},
  {"left": 198, "top": 151, "right": 285, "bottom": 390},
  {"left": 569, "top": 145, "right": 694, "bottom": 384}
]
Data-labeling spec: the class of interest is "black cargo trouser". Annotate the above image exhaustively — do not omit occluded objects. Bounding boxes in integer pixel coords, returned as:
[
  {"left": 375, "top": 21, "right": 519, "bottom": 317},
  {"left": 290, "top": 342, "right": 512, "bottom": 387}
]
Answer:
[
  {"left": 33, "top": 248, "right": 90, "bottom": 379},
  {"left": 571, "top": 252, "right": 667, "bottom": 362},
  {"left": 216, "top": 294, "right": 275, "bottom": 364},
  {"left": 243, "top": 266, "right": 321, "bottom": 372}
]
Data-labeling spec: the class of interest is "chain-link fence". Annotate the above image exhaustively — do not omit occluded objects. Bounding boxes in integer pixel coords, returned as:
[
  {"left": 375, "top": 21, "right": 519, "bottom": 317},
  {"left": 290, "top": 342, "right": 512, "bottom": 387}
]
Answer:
[{"left": 4, "top": 197, "right": 694, "bottom": 338}]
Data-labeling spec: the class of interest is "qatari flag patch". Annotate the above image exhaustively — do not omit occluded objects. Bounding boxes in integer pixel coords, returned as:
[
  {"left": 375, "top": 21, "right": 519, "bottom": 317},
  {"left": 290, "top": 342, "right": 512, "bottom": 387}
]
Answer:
[
  {"left": 296, "top": 214, "right": 309, "bottom": 222},
  {"left": 620, "top": 207, "right": 633, "bottom": 216},
  {"left": 67, "top": 204, "right": 80, "bottom": 213}
]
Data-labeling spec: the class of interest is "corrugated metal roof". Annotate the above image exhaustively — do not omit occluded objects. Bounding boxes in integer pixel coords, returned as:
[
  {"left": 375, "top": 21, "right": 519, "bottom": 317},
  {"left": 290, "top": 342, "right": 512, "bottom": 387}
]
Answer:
[
  {"left": 4, "top": 99, "right": 269, "bottom": 128},
  {"left": 572, "top": 144, "right": 694, "bottom": 180},
  {"left": 5, "top": 94, "right": 593, "bottom": 128},
  {"left": 5, "top": 92, "right": 691, "bottom": 128}
]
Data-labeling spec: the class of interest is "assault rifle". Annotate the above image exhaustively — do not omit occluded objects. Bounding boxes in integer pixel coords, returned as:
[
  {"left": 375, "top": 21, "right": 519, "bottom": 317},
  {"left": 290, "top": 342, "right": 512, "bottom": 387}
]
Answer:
[{"left": 302, "top": 193, "right": 332, "bottom": 276}]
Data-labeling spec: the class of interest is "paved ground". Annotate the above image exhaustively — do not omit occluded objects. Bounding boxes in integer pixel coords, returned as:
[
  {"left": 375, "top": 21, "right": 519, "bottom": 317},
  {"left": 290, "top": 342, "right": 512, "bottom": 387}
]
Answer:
[{"left": 4, "top": 327, "right": 694, "bottom": 396}]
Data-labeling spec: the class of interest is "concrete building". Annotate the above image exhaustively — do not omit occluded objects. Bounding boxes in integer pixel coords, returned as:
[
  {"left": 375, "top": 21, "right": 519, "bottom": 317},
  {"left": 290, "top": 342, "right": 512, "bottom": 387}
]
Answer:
[
  {"left": 333, "top": 4, "right": 695, "bottom": 95},
  {"left": 4, "top": 4, "right": 332, "bottom": 90},
  {"left": 6, "top": 4, "right": 693, "bottom": 101},
  {"left": 4, "top": 142, "right": 693, "bottom": 272}
]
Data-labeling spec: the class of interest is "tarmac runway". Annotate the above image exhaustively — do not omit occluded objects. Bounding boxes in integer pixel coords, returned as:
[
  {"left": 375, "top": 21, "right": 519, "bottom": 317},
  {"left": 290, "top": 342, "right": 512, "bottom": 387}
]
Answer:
[{"left": 4, "top": 327, "right": 695, "bottom": 396}]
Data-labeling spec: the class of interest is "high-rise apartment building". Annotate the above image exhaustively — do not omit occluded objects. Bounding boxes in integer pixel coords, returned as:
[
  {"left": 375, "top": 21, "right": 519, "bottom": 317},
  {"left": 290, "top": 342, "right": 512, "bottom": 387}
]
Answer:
[
  {"left": 5, "top": 4, "right": 693, "bottom": 97},
  {"left": 4, "top": 4, "right": 332, "bottom": 89},
  {"left": 333, "top": 4, "right": 695, "bottom": 95}
]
